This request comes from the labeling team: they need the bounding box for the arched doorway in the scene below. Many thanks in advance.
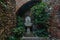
[16,1,40,17]
[16,1,49,37]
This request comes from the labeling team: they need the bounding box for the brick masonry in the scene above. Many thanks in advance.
[15,0,30,12]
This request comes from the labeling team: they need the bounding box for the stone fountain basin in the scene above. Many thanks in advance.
[24,23,32,27]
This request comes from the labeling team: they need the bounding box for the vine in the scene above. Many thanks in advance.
[31,2,50,37]
[8,16,25,40]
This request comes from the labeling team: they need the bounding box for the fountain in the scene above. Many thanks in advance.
[22,16,49,40]
[24,16,32,34]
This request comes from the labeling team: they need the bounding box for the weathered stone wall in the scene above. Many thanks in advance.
[0,0,60,40]
[4,0,16,37]
[0,0,16,40]
[47,0,60,38]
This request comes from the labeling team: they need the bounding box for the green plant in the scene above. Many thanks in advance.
[8,36,17,40]
[8,16,25,40]
[13,16,25,37]
[31,2,50,37]
[12,27,25,37]
[31,2,49,24]
[0,0,7,9]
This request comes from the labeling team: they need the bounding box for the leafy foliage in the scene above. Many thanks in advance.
[0,0,7,9]
[31,2,50,24]
[8,36,17,40]
[8,16,25,40]
[31,2,50,37]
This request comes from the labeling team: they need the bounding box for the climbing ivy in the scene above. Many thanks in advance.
[31,2,50,37]
[13,16,25,37]
[8,16,25,40]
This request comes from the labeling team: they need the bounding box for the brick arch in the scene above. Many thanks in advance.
[15,0,30,12]
[16,1,40,17]
[15,0,41,12]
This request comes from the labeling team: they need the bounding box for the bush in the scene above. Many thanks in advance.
[8,16,25,40]
[31,2,50,37]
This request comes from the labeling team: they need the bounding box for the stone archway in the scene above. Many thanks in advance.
[16,1,40,17]
[4,0,41,39]
[15,0,60,38]
[15,1,50,37]
[15,0,30,12]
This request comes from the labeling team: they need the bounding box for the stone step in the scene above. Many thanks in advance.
[24,32,34,37]
[22,37,49,40]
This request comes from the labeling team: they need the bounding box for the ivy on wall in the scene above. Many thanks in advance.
[31,2,50,37]
[8,16,25,40]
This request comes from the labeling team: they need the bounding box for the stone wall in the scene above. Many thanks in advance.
[0,0,60,40]
[0,0,16,40]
